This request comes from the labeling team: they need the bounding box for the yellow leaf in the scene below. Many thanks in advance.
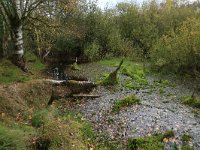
[163,138,168,143]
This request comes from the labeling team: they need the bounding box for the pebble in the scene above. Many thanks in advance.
[70,64,200,150]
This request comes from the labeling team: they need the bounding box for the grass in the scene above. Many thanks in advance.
[31,109,48,128]
[0,59,30,84]
[181,96,200,108]
[0,123,33,150]
[31,108,94,150]
[0,52,46,84]
[181,134,193,150]
[25,52,46,71]
[112,94,140,112]
[127,131,175,150]
[181,134,192,143]
[98,58,148,84]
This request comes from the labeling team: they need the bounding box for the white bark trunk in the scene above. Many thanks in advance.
[13,24,24,58]
[13,0,24,59]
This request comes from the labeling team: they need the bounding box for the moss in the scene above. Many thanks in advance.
[127,131,175,150]
[181,134,192,143]
[163,130,175,139]
[181,134,193,150]
[107,118,114,124]
[159,88,165,94]
[101,72,118,86]
[182,145,194,150]
[112,94,140,112]
[127,134,164,150]
[182,96,200,108]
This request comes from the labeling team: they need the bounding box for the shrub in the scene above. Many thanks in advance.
[151,18,200,74]
[32,109,48,128]
[84,41,100,61]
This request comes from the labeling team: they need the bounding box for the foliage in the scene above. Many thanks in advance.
[112,94,140,112]
[151,17,200,73]
[84,41,100,61]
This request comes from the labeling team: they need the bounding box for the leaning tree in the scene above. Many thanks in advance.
[0,0,44,71]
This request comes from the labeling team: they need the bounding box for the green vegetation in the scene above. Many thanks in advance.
[24,52,46,71]
[112,94,140,112]
[127,131,175,150]
[182,96,200,108]
[0,123,31,150]
[98,59,149,88]
[163,130,175,139]
[0,59,30,84]
[101,73,118,86]
[71,62,80,70]
[181,134,193,150]
[0,52,45,84]
[31,109,48,128]
[182,134,192,143]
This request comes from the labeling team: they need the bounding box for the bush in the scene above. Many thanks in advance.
[84,41,100,61]
[151,18,200,73]
[32,109,48,128]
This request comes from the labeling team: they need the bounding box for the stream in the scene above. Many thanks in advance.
[64,63,200,150]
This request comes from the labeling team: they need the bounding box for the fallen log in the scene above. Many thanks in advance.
[72,94,100,98]
[67,80,97,94]
[44,79,97,94]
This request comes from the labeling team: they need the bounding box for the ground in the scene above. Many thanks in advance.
[65,60,200,149]
[0,58,200,150]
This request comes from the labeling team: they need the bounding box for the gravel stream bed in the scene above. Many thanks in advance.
[66,63,200,149]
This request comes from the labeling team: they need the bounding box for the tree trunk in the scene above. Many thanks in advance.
[11,0,27,71]
[12,23,27,72]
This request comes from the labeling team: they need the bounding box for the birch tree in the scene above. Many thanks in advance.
[0,0,44,71]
